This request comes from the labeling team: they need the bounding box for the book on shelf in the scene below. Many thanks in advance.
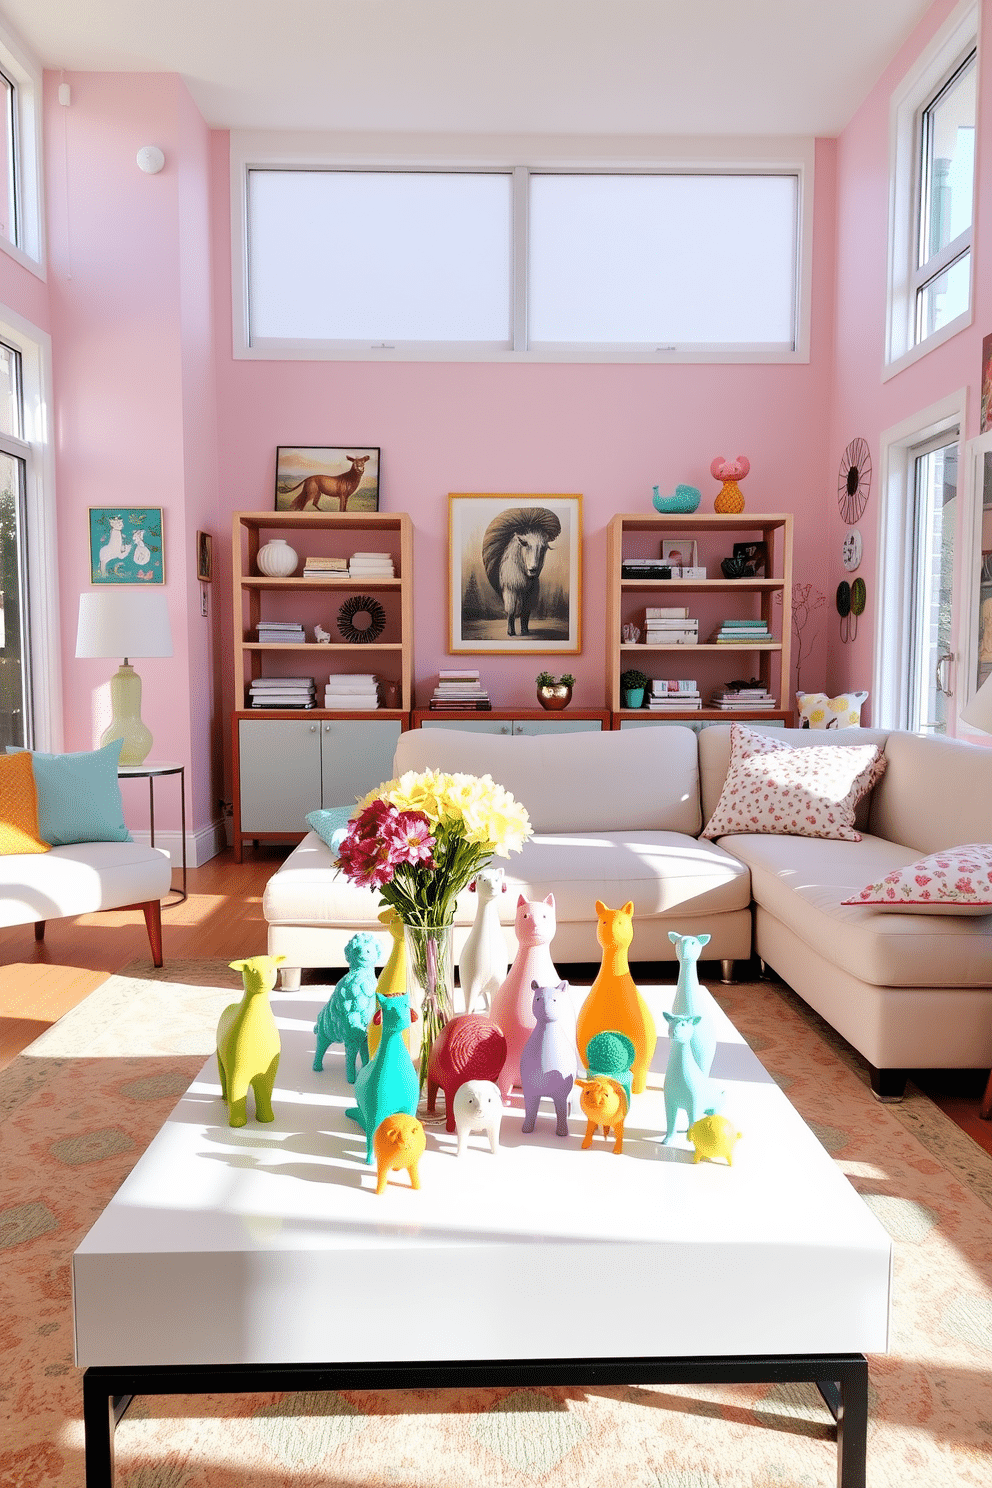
[622,563,672,579]
[645,616,698,628]
[644,634,698,645]
[325,673,378,690]
[429,699,493,711]
[302,556,347,574]
[651,679,698,694]
[647,699,702,710]
[439,667,480,678]
[644,606,689,619]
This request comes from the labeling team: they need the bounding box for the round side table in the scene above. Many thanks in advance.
[118,760,187,905]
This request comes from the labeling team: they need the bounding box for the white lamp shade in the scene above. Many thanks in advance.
[960,671,992,734]
[76,590,174,659]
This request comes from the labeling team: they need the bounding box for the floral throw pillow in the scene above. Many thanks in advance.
[701,724,886,842]
[842,845,992,915]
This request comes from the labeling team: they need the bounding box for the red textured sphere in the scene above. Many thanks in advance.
[427,1015,507,1132]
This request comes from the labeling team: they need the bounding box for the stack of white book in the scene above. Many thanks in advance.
[643,607,699,645]
[708,685,777,710]
[348,551,395,579]
[430,668,492,710]
[249,677,316,709]
[257,620,306,643]
[324,673,380,709]
[302,555,347,578]
[648,679,701,710]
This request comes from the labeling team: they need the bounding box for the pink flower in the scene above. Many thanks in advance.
[915,875,932,886]
[393,810,436,866]
[955,877,974,892]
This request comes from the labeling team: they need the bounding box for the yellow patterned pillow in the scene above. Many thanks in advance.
[0,750,51,854]
[796,690,868,730]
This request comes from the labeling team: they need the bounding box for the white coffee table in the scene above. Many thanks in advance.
[75,983,891,1488]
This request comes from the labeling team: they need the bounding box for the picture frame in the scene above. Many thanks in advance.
[448,493,582,654]
[196,531,213,583]
[981,332,992,434]
[88,508,164,585]
[661,538,698,569]
[733,540,768,577]
[275,446,380,512]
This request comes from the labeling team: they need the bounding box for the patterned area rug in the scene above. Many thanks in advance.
[2,963,991,1488]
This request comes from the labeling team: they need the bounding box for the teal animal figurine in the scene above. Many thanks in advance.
[585,1028,636,1110]
[313,931,381,1081]
[216,954,285,1128]
[347,991,420,1164]
[668,931,716,1076]
[662,1011,724,1143]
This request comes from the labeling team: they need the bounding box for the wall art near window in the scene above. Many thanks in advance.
[981,333,992,434]
[275,446,380,512]
[89,508,164,585]
[448,493,582,655]
[196,531,213,582]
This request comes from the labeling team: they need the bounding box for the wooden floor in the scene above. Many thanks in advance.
[2,844,990,1155]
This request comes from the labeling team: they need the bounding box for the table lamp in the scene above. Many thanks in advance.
[960,672,992,734]
[75,590,173,765]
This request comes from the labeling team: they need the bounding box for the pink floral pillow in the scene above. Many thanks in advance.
[842,845,992,915]
[701,724,886,842]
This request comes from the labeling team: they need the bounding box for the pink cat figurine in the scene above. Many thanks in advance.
[489,894,559,1099]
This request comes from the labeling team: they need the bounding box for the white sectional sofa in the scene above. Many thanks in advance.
[262,722,992,1099]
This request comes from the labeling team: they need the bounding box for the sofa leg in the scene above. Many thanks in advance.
[868,1065,908,1102]
[34,920,46,941]
[141,900,164,967]
[720,958,736,983]
[280,966,302,991]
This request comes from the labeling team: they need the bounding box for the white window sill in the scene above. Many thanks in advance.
[882,306,972,383]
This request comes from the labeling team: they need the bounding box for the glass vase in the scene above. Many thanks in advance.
[403,922,455,1094]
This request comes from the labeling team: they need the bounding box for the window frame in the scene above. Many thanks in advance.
[0,309,61,750]
[0,14,44,277]
[884,0,979,380]
[231,132,814,364]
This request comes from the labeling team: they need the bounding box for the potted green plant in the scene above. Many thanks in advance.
[535,671,576,711]
[620,668,649,709]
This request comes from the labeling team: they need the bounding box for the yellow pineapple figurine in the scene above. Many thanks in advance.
[711,454,750,513]
[576,901,657,1095]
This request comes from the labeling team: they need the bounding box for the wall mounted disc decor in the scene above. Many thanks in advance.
[837,580,852,644]
[841,528,863,572]
[337,594,386,643]
[838,438,872,525]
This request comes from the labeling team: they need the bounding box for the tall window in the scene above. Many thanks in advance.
[907,435,958,734]
[0,339,30,746]
[0,17,42,271]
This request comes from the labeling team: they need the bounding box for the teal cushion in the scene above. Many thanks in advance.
[8,740,131,846]
[306,805,354,852]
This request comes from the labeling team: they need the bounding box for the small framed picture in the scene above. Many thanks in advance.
[196,531,213,582]
[733,540,767,577]
[661,539,698,570]
[89,508,164,584]
[981,332,992,434]
[275,446,380,512]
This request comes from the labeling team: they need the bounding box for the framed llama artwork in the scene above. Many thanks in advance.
[448,493,582,654]
[88,508,165,585]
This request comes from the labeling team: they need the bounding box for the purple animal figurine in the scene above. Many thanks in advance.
[520,980,577,1138]
[426,1013,507,1134]
[313,931,380,1082]
[490,893,559,1098]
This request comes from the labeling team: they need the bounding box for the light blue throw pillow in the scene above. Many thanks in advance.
[306,805,354,852]
[7,739,131,845]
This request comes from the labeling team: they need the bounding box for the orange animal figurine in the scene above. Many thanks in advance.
[576,901,656,1095]
[373,1112,427,1195]
[577,1076,628,1155]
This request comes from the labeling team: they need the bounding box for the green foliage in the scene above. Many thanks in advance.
[620,668,649,691]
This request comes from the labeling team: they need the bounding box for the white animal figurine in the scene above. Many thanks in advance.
[314,624,332,643]
[131,529,151,566]
[452,1079,503,1156]
[98,515,131,575]
[458,866,509,1014]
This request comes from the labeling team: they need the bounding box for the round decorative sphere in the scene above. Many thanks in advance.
[652,483,701,514]
[256,538,298,576]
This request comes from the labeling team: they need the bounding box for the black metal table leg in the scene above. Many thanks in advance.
[82,1373,116,1488]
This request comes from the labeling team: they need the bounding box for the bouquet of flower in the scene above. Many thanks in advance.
[335,769,532,1085]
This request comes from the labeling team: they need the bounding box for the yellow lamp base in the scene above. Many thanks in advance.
[100,663,153,766]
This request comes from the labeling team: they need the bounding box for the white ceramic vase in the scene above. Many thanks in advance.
[256,538,298,577]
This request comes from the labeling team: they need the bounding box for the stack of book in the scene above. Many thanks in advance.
[348,551,395,579]
[711,619,773,644]
[643,606,699,645]
[621,557,673,580]
[302,555,347,578]
[648,679,701,710]
[708,685,777,710]
[324,673,380,709]
[249,677,316,709]
[257,620,307,643]
[429,668,492,710]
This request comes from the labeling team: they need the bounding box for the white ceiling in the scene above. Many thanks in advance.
[3,0,936,137]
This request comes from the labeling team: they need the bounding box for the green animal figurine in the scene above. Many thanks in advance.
[216,954,285,1128]
[347,990,420,1165]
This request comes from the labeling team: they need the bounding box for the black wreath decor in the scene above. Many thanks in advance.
[336,594,386,644]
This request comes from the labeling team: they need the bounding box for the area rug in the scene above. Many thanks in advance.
[1,964,990,1488]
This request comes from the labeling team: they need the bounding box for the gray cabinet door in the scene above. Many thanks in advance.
[420,719,512,734]
[512,718,603,735]
[320,719,403,806]
[239,719,322,831]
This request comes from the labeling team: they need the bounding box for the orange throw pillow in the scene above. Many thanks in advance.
[0,750,51,854]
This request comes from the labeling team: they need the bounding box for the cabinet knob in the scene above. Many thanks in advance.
[309,723,317,732]
[500,725,510,733]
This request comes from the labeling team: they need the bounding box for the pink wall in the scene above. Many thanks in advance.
[828,0,991,714]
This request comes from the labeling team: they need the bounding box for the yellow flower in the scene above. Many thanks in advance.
[359,769,532,856]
